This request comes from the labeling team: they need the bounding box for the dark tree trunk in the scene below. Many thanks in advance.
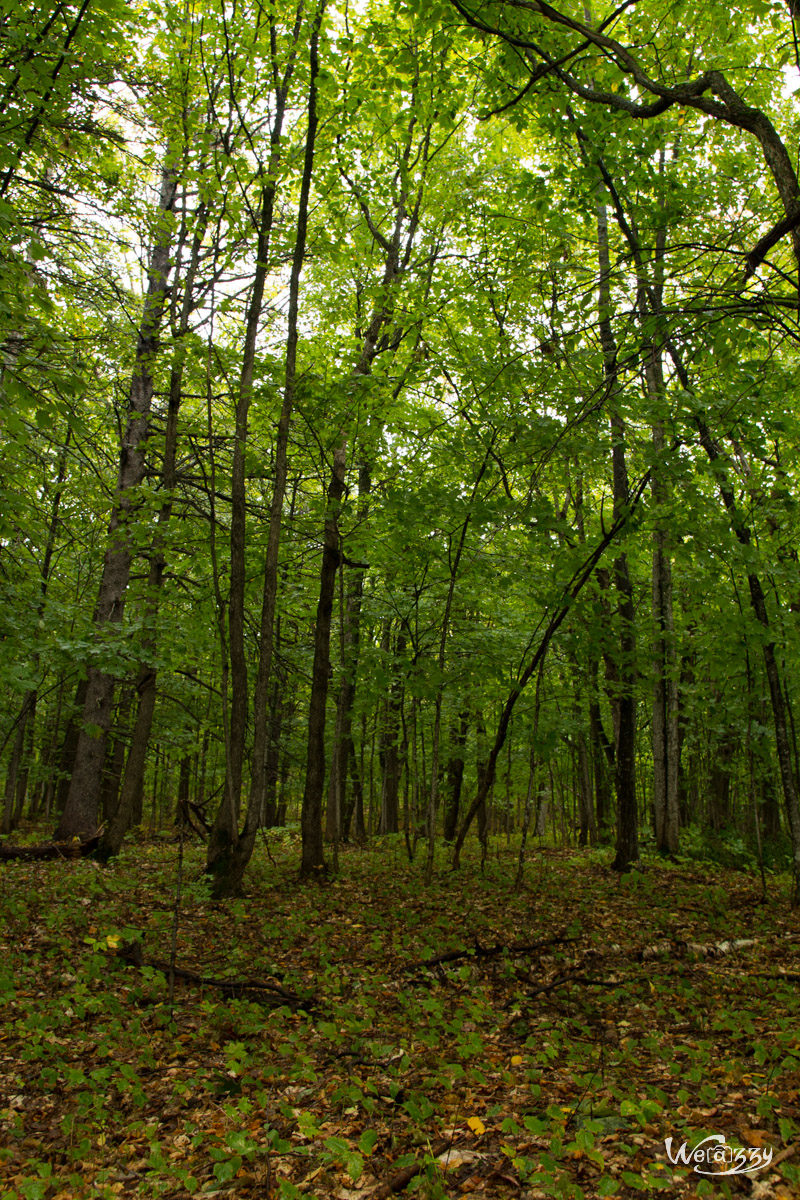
[379,628,405,835]
[475,713,490,846]
[327,464,371,842]
[300,449,346,875]
[650,418,681,855]
[349,736,367,842]
[98,668,156,860]
[207,5,323,896]
[95,197,206,863]
[595,199,639,873]
[589,685,613,835]
[689,407,800,900]
[262,672,285,829]
[56,160,178,841]
[443,711,469,842]
[2,694,32,834]
[100,687,133,823]
[54,676,87,816]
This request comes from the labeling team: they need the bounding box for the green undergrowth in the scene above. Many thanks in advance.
[1,832,799,1199]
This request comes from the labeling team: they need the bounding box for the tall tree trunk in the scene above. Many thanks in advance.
[348,736,367,842]
[424,452,491,883]
[650,412,680,854]
[96,201,207,862]
[589,677,613,835]
[443,711,469,842]
[3,429,70,832]
[596,200,639,872]
[207,3,324,895]
[54,676,87,817]
[207,109,292,871]
[475,712,490,847]
[263,670,286,828]
[2,696,31,834]
[99,687,133,822]
[326,461,372,842]
[55,158,178,841]
[451,482,652,870]
[216,94,292,864]
[673,372,800,901]
[379,628,405,835]
[300,448,346,875]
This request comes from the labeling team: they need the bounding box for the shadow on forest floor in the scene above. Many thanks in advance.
[1,831,799,1199]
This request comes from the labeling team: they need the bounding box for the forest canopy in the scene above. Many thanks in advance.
[2,0,800,899]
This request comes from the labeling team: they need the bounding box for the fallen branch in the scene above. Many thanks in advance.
[638,937,756,961]
[527,971,612,997]
[415,932,576,971]
[114,941,313,1009]
[0,835,99,862]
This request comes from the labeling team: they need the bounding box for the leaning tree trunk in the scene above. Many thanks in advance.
[424,451,491,884]
[692,411,800,902]
[55,159,178,841]
[450,479,653,870]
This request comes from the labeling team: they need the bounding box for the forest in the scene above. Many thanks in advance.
[2,0,800,1197]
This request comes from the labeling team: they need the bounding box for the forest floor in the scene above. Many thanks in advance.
[1,831,799,1200]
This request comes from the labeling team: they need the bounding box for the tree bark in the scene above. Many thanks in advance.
[595,200,639,872]
[2,695,31,834]
[679,381,800,901]
[326,461,372,842]
[443,711,469,842]
[379,628,405,835]
[650,418,680,855]
[55,158,178,841]
[300,448,346,875]
[207,4,324,895]
[96,201,207,862]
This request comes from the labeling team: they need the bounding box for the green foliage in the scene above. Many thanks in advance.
[1,838,798,1197]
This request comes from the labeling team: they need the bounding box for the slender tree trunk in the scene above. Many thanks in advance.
[379,628,405,835]
[596,200,639,872]
[650,417,681,855]
[327,461,372,841]
[263,671,285,828]
[443,711,469,842]
[207,5,324,895]
[451,480,652,869]
[99,687,133,822]
[475,712,490,848]
[683,400,800,900]
[300,449,346,874]
[219,97,291,861]
[56,159,178,841]
[2,696,31,834]
[2,430,70,832]
[589,679,613,835]
[349,737,367,842]
[424,454,490,882]
[96,201,207,861]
